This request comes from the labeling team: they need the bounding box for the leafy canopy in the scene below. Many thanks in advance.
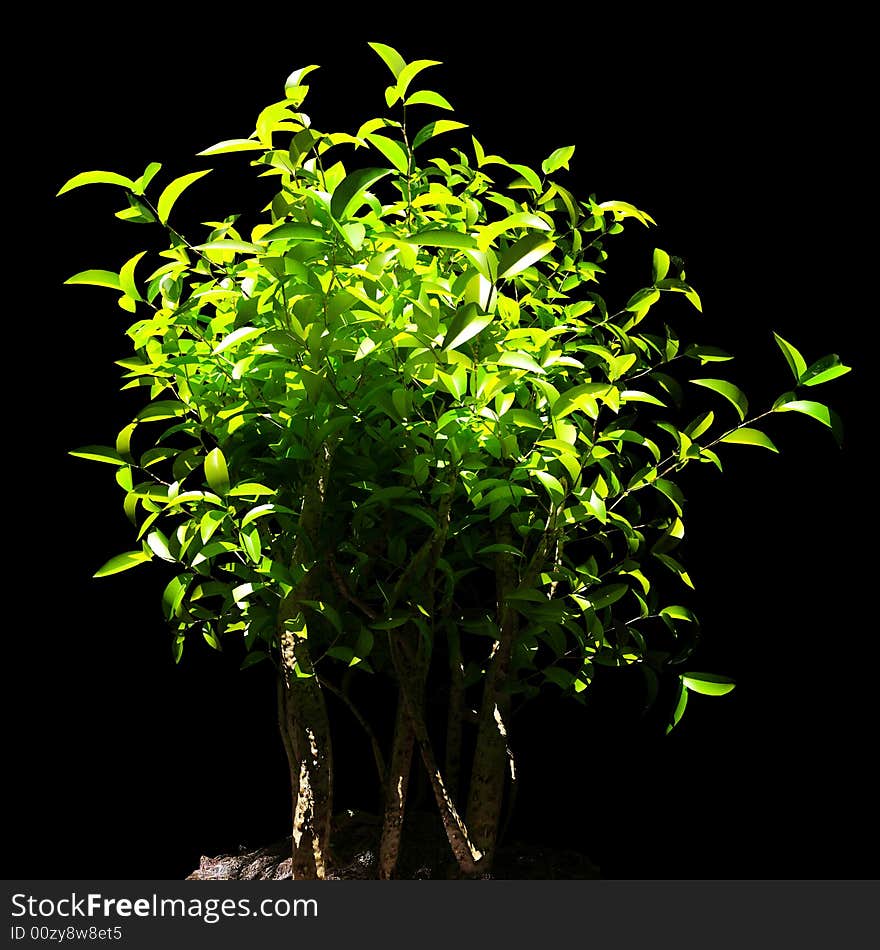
[62,43,849,731]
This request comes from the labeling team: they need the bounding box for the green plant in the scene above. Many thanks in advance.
[61,42,849,879]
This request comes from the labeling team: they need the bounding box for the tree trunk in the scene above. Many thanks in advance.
[378,689,417,879]
[276,438,337,879]
[466,522,519,871]
[279,615,334,880]
[389,630,482,876]
[444,624,465,803]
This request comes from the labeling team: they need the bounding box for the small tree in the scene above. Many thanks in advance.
[61,43,849,879]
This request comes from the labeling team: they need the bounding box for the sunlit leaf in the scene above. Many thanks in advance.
[94,551,151,578]
[412,119,467,149]
[689,378,748,421]
[774,399,832,427]
[365,133,409,174]
[408,228,477,249]
[541,145,575,175]
[197,139,265,156]
[331,167,392,220]
[368,42,407,79]
[498,232,555,278]
[204,447,230,494]
[800,354,851,387]
[719,427,779,452]
[652,247,670,281]
[64,270,120,290]
[772,331,807,382]
[681,672,736,696]
[156,169,212,224]
[69,445,126,465]
[666,683,688,734]
[57,170,134,196]
[397,59,441,97]
[405,89,453,110]
[213,326,265,355]
[442,303,493,351]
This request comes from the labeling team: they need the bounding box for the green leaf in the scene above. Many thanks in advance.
[477,212,552,252]
[132,161,162,195]
[654,478,685,515]
[229,482,276,497]
[551,383,608,420]
[800,354,852,387]
[263,222,330,243]
[69,445,126,465]
[284,64,320,94]
[652,248,670,282]
[620,390,666,407]
[508,163,542,191]
[194,240,262,254]
[115,423,136,461]
[654,553,695,589]
[371,614,411,630]
[118,251,146,301]
[156,169,212,224]
[584,489,607,524]
[477,544,525,557]
[365,133,410,174]
[681,672,736,696]
[204,447,230,494]
[442,304,493,351]
[685,344,734,364]
[397,59,441,97]
[544,667,574,690]
[412,120,468,149]
[197,139,265,156]
[541,145,575,175]
[666,683,688,734]
[240,504,278,529]
[397,505,438,530]
[626,287,661,312]
[64,269,121,290]
[598,199,656,226]
[163,574,193,619]
[408,228,477,249]
[57,170,134,196]
[241,526,262,563]
[136,401,186,422]
[660,605,697,623]
[240,651,270,670]
[588,583,628,610]
[368,41,407,79]
[772,331,807,382]
[438,365,468,399]
[146,530,174,562]
[498,232,555,279]
[93,551,151,577]
[404,89,453,110]
[533,470,566,503]
[200,509,226,543]
[497,351,545,374]
[719,428,779,452]
[331,167,393,220]
[774,399,833,428]
[213,326,265,355]
[689,378,748,421]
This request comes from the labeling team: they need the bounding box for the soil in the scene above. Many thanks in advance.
[187,810,600,880]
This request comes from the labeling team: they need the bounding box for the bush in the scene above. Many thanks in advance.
[61,42,849,878]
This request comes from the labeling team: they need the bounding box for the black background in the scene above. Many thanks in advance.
[7,11,874,880]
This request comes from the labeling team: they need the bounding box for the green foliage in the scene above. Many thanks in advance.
[62,43,848,745]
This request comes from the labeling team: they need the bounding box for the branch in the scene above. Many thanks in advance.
[317,675,386,792]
